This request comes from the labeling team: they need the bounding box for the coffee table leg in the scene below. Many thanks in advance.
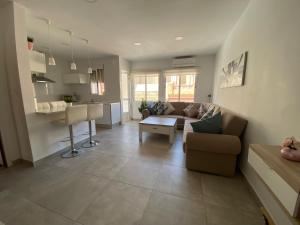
[139,124,142,143]
[169,127,174,144]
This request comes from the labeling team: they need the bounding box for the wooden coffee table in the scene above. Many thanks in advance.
[139,116,177,144]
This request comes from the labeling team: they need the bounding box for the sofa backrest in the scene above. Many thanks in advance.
[169,102,201,116]
[169,102,189,116]
[220,108,248,137]
[167,102,247,136]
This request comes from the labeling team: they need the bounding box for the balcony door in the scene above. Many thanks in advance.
[165,69,197,102]
[120,71,130,122]
[132,72,159,119]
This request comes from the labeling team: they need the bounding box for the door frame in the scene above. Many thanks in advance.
[0,132,8,168]
[120,70,130,122]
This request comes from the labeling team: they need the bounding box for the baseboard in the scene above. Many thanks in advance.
[11,158,33,167]
[33,137,90,167]
[96,123,120,129]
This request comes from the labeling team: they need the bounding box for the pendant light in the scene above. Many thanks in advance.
[86,39,93,74]
[47,19,56,66]
[69,31,77,70]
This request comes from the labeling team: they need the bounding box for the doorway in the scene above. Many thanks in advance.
[121,71,130,122]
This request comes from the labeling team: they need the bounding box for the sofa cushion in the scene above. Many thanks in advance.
[183,104,199,118]
[212,106,221,116]
[197,104,206,119]
[169,102,189,116]
[190,112,222,134]
[183,118,199,143]
[164,102,175,115]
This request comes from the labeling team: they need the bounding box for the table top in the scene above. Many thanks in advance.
[250,144,300,192]
[139,116,177,127]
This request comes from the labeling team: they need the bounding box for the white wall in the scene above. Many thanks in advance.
[0,2,34,164]
[0,2,92,163]
[212,0,300,224]
[34,56,72,102]
[130,55,215,118]
[0,3,22,165]
[119,57,131,72]
[67,56,121,103]
[131,55,215,103]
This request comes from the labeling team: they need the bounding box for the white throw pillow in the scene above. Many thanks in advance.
[164,102,175,115]
[212,106,221,116]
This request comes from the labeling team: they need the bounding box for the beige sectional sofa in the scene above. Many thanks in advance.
[142,102,247,176]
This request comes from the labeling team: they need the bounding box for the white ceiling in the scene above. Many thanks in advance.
[16,0,249,61]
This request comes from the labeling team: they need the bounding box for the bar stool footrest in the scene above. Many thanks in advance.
[81,140,99,148]
[61,149,82,158]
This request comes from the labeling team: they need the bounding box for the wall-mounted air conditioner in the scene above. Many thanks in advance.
[172,56,196,68]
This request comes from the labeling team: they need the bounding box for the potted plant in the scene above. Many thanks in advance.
[138,99,148,119]
[27,37,34,50]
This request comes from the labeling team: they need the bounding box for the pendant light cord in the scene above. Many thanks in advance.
[87,40,91,67]
[47,20,53,56]
[70,32,74,62]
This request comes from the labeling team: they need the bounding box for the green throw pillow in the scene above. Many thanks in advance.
[191,112,222,134]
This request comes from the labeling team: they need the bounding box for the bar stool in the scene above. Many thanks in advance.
[61,105,87,158]
[82,103,103,148]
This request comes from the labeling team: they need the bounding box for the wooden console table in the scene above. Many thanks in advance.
[248,144,300,224]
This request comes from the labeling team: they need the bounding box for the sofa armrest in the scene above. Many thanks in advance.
[186,132,241,155]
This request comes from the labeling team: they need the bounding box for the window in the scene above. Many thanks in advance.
[121,71,129,113]
[165,69,197,102]
[90,69,105,95]
[133,73,159,101]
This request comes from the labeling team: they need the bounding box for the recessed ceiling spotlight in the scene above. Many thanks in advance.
[85,0,98,3]
[134,42,141,46]
[175,36,184,41]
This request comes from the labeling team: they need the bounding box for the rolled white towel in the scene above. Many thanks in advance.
[37,102,51,113]
[50,101,67,112]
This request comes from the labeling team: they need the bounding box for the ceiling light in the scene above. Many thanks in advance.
[48,56,56,66]
[85,39,93,74]
[70,62,77,70]
[134,42,141,46]
[69,31,77,71]
[175,36,184,41]
[85,0,98,3]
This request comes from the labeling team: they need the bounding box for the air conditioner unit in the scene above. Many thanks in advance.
[172,56,196,68]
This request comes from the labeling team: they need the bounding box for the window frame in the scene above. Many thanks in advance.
[90,68,105,96]
[164,69,198,102]
[133,72,160,102]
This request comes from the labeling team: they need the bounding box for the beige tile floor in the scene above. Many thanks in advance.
[0,121,264,225]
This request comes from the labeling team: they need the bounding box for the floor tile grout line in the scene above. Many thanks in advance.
[9,193,85,225]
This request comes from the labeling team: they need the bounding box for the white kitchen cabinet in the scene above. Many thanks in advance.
[63,73,90,84]
[29,50,46,73]
[96,102,121,128]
